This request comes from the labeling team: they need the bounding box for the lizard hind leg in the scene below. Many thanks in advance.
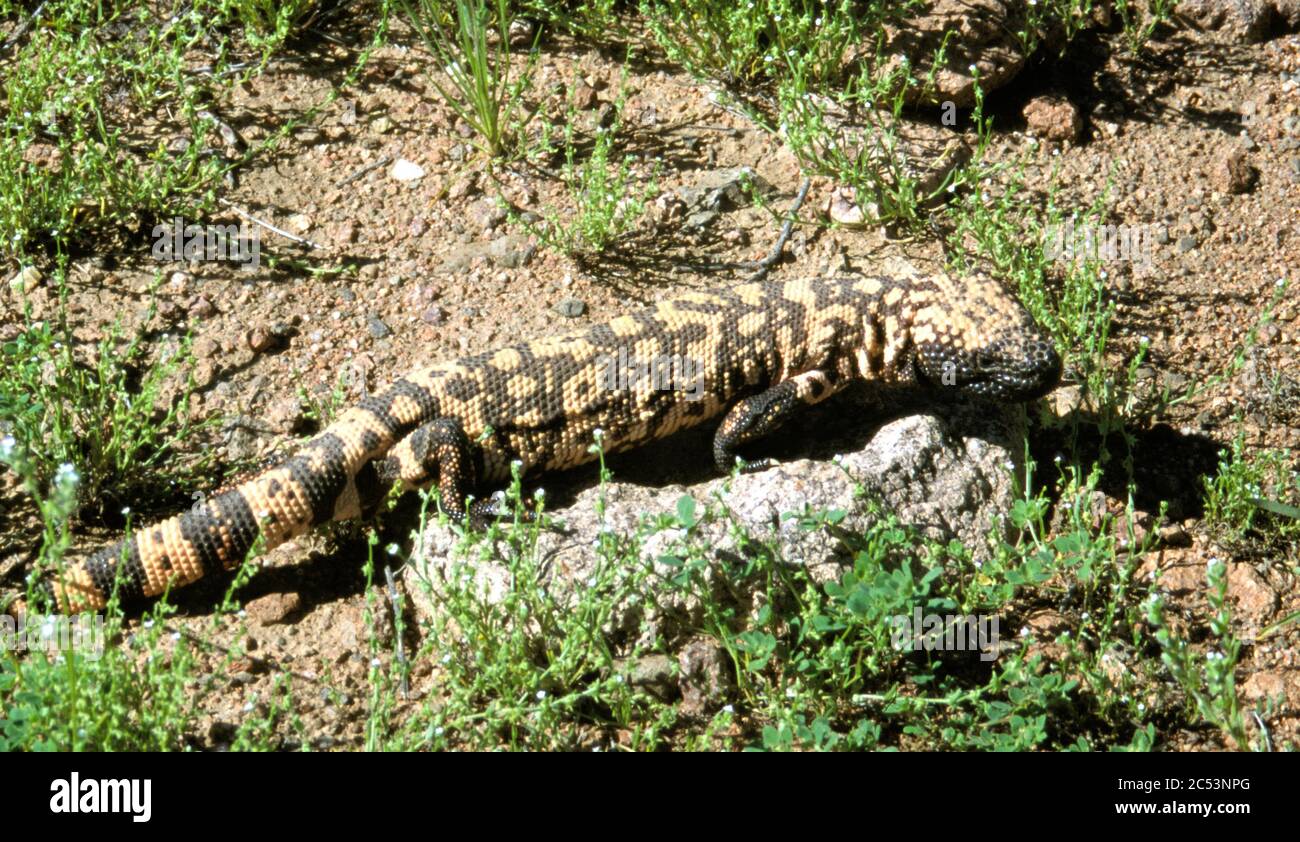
[379,418,481,521]
[382,419,537,526]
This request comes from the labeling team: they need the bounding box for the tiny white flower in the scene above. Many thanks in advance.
[722,704,735,714]
[370,657,381,668]
[536,690,547,700]
[121,506,131,516]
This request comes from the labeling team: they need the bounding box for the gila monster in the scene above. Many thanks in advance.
[40,262,1061,612]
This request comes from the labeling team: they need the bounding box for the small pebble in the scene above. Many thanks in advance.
[189,296,217,318]
[390,158,425,182]
[555,298,586,318]
[367,315,392,339]
[247,326,279,353]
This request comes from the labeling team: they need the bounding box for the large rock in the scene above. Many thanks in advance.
[881,0,1028,108]
[406,402,1025,645]
[1180,0,1300,42]
[1023,96,1083,143]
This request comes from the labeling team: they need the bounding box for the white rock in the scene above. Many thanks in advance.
[287,213,312,234]
[390,158,426,182]
[8,266,42,293]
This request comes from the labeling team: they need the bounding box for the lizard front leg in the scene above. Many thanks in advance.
[712,369,842,474]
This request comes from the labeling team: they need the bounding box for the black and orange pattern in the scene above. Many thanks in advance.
[44,266,1061,612]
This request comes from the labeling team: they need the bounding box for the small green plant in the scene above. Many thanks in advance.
[0,0,248,259]
[402,0,539,159]
[385,437,673,750]
[1013,0,1097,56]
[518,0,622,39]
[943,164,1157,437]
[1115,0,1176,52]
[0,603,199,751]
[777,43,986,230]
[642,0,897,90]
[222,0,322,52]
[1146,559,1253,750]
[518,81,657,258]
[0,275,214,513]
[1204,430,1300,549]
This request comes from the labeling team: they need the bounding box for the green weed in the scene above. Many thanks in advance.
[402,0,540,159]
[0,275,214,514]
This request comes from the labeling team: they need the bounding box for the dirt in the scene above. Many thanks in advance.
[2,11,1299,750]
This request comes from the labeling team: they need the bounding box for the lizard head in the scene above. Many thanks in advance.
[908,272,1063,402]
[914,327,1062,402]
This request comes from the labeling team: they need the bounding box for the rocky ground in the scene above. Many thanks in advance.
[2,2,1299,749]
